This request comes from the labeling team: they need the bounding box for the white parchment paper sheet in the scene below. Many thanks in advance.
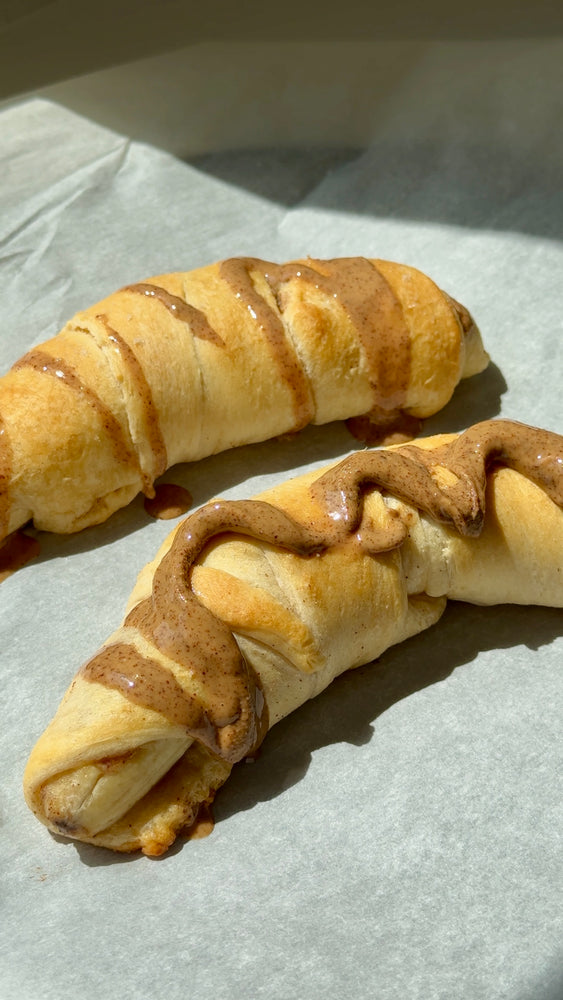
[1,38,562,1000]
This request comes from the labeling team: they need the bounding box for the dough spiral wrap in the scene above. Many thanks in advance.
[0,256,487,542]
[23,419,563,856]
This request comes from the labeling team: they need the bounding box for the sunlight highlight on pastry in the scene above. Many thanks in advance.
[0,256,488,545]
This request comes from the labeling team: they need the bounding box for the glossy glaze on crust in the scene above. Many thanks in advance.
[95,315,168,489]
[0,255,485,553]
[123,283,224,346]
[220,256,412,431]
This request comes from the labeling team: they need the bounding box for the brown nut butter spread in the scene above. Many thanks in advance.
[11,329,167,498]
[123,283,224,346]
[95,315,168,489]
[144,483,193,520]
[81,420,562,766]
[219,256,411,433]
[219,257,316,431]
[0,529,40,582]
[0,256,468,545]
[12,349,140,475]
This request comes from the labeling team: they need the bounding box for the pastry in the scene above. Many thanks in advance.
[0,256,488,543]
[23,419,563,855]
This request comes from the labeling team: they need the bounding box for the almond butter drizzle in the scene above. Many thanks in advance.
[123,283,224,346]
[82,420,563,766]
[219,257,315,431]
[144,483,193,520]
[12,349,140,475]
[0,530,40,582]
[220,256,412,434]
[312,420,563,539]
[283,257,410,413]
[82,643,215,733]
[0,257,465,545]
[96,315,168,487]
[120,500,324,762]
[11,323,168,499]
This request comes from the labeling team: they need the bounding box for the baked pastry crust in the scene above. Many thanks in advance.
[0,256,487,541]
[23,419,562,856]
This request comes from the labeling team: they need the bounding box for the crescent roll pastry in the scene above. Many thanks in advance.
[24,419,563,856]
[0,256,488,542]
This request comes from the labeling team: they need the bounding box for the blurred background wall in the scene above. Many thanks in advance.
[1,0,563,157]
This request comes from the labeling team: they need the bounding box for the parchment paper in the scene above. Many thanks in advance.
[1,38,562,1000]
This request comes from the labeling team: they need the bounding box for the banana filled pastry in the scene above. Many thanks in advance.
[24,419,563,856]
[0,256,488,544]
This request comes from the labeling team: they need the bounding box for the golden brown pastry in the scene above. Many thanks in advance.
[0,256,488,543]
[23,419,562,856]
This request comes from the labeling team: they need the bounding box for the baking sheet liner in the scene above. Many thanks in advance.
[1,39,562,999]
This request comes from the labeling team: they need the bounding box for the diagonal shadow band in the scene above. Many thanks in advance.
[216,600,562,823]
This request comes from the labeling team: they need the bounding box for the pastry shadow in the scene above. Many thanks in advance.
[214,600,562,826]
[514,964,563,1000]
[27,420,358,567]
[422,360,506,436]
[51,833,141,867]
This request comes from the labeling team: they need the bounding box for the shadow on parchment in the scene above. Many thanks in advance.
[188,138,563,243]
[214,599,562,825]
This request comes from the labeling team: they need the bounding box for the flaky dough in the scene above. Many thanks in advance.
[23,419,562,856]
[0,256,487,541]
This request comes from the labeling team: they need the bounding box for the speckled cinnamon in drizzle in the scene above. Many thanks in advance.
[82,643,215,733]
[312,420,563,540]
[220,256,412,436]
[219,257,315,431]
[279,257,411,413]
[126,261,413,414]
[123,283,224,346]
[85,500,325,762]
[12,349,141,478]
[129,501,326,760]
[82,420,563,766]
[96,315,168,489]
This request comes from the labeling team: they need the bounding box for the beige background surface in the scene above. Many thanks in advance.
[2,0,563,157]
[2,0,563,95]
